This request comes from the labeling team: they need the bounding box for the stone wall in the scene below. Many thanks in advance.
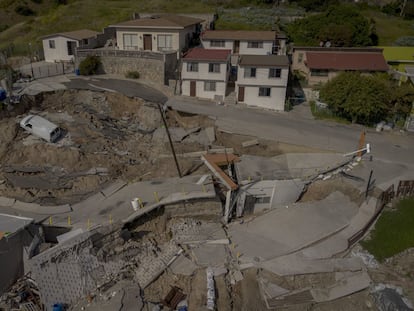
[100,56,165,84]
[76,50,178,85]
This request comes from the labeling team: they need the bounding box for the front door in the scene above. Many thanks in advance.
[234,40,240,53]
[238,86,245,102]
[190,81,196,97]
[143,34,152,50]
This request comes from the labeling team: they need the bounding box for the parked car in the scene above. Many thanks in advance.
[20,115,61,143]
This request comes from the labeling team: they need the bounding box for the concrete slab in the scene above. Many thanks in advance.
[260,254,364,276]
[258,277,289,299]
[205,127,216,143]
[13,201,71,215]
[0,213,33,234]
[169,254,198,276]
[311,271,371,302]
[236,153,348,181]
[301,196,378,259]
[192,244,227,267]
[0,196,15,207]
[229,192,358,262]
[100,180,127,197]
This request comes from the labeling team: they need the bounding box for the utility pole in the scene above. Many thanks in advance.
[157,103,182,178]
[28,43,34,79]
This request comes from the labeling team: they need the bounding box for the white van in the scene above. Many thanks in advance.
[20,115,61,143]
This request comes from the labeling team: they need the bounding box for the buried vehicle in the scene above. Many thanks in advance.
[20,115,62,143]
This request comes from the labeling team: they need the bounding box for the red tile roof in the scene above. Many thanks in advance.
[183,48,231,61]
[306,52,389,71]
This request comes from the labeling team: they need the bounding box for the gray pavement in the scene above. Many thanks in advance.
[167,96,414,167]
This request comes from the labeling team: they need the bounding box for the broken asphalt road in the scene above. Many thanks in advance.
[63,77,168,104]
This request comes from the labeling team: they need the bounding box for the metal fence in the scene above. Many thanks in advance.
[19,62,74,79]
[347,179,414,247]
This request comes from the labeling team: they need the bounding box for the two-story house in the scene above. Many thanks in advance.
[236,55,289,111]
[110,14,203,56]
[201,30,287,65]
[42,29,100,62]
[181,48,231,100]
[292,47,389,86]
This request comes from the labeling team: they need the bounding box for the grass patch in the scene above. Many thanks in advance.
[309,101,351,124]
[361,197,414,262]
[363,9,414,45]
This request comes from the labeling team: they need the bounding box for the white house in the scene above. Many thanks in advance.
[110,14,203,55]
[236,55,289,111]
[42,29,100,62]
[181,48,231,100]
[201,30,287,56]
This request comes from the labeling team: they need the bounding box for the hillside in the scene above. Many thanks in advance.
[0,0,413,57]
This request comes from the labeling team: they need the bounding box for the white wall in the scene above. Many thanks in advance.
[237,66,288,87]
[43,36,78,62]
[181,61,227,81]
[116,26,196,52]
[237,85,286,111]
[238,41,273,55]
[116,28,179,51]
[201,39,233,51]
[182,80,226,99]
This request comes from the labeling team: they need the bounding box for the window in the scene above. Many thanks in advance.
[269,68,281,78]
[157,34,173,51]
[310,69,329,77]
[244,67,256,78]
[123,34,138,50]
[209,63,220,73]
[259,87,271,97]
[187,62,198,72]
[204,81,216,91]
[67,41,75,56]
[49,40,55,49]
[255,196,271,204]
[298,53,303,63]
[82,38,89,45]
[210,40,225,47]
[247,41,263,48]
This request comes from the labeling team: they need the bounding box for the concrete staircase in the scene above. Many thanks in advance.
[224,91,237,105]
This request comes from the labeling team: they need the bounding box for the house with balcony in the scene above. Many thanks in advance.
[181,48,231,100]
[236,55,289,111]
[201,30,286,65]
[110,14,203,56]
[42,29,100,62]
[292,47,389,86]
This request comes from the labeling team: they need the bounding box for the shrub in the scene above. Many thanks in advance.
[394,36,414,46]
[79,55,101,76]
[15,5,35,16]
[30,0,42,3]
[125,71,140,79]
[0,24,9,32]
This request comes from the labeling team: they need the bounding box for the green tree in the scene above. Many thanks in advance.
[286,4,376,46]
[319,72,391,124]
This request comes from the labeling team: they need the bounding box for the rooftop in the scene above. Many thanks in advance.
[306,52,389,71]
[202,30,279,41]
[111,14,203,29]
[42,29,99,41]
[239,55,289,67]
[183,48,231,61]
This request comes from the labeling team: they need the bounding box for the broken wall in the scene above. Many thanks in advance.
[0,230,30,294]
